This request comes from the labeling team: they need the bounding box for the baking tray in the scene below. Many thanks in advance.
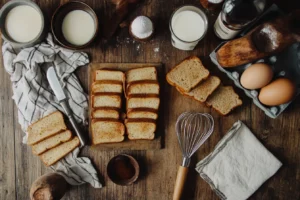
[88,63,165,150]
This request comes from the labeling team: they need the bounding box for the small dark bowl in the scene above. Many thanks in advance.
[51,1,98,49]
[107,154,140,186]
[129,15,154,42]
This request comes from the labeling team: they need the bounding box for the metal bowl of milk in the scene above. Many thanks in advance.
[170,5,208,51]
[0,0,46,48]
[51,1,98,49]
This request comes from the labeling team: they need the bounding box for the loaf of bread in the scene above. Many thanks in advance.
[216,34,268,67]
[31,130,72,155]
[206,86,242,115]
[40,136,80,166]
[166,56,209,92]
[125,119,156,140]
[27,111,67,145]
[91,120,125,144]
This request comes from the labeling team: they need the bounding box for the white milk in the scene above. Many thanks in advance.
[5,5,42,43]
[170,6,207,51]
[62,10,95,46]
[172,11,205,42]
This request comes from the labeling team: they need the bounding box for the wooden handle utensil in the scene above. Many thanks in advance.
[173,166,189,200]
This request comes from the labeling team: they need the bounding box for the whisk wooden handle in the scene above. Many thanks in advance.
[173,166,188,200]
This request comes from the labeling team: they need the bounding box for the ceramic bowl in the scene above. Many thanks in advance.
[51,1,98,49]
[0,0,46,48]
[107,154,140,186]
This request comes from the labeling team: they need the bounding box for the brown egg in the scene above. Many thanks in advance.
[240,63,273,89]
[258,78,296,106]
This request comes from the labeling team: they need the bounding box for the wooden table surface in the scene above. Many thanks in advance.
[1,0,300,200]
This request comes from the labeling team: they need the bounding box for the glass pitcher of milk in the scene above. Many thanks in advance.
[170,6,208,51]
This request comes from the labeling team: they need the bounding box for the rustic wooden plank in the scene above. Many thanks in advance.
[0,41,16,200]
[0,0,299,199]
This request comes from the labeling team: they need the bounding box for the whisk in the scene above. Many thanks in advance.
[173,112,214,200]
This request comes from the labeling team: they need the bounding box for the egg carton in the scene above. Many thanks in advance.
[210,43,300,118]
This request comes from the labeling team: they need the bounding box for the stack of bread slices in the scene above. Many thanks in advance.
[167,56,242,115]
[27,111,80,166]
[125,67,160,140]
[91,70,126,144]
[90,67,160,144]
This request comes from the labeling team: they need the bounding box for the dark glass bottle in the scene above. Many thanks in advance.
[214,0,266,40]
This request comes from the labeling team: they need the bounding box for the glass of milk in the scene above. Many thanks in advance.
[170,5,208,51]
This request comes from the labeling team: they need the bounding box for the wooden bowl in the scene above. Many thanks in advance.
[51,1,98,49]
[107,154,140,186]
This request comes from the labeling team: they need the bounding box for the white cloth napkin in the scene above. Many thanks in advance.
[195,120,282,200]
[2,33,102,188]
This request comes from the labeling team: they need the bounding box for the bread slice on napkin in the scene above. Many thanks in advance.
[125,119,156,140]
[91,120,125,144]
[166,56,209,92]
[32,130,72,155]
[27,111,67,145]
[126,67,157,83]
[40,136,80,166]
[187,76,221,103]
[206,86,242,115]
[127,81,160,95]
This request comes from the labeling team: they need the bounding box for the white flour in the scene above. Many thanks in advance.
[130,16,153,39]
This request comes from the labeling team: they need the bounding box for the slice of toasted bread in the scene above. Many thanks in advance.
[127,95,160,110]
[127,108,158,120]
[92,94,122,108]
[166,56,210,92]
[125,119,156,140]
[40,136,80,166]
[187,76,221,103]
[27,111,67,145]
[95,69,124,82]
[92,108,120,119]
[127,81,160,95]
[92,81,123,94]
[206,86,242,115]
[126,67,157,83]
[32,130,72,155]
[91,120,125,144]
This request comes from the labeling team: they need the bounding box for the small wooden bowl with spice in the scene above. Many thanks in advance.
[107,154,140,186]
[129,15,154,42]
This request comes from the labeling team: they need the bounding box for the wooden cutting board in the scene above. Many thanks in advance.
[88,63,165,150]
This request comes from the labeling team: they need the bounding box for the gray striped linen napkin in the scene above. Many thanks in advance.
[2,33,101,188]
[196,121,281,200]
